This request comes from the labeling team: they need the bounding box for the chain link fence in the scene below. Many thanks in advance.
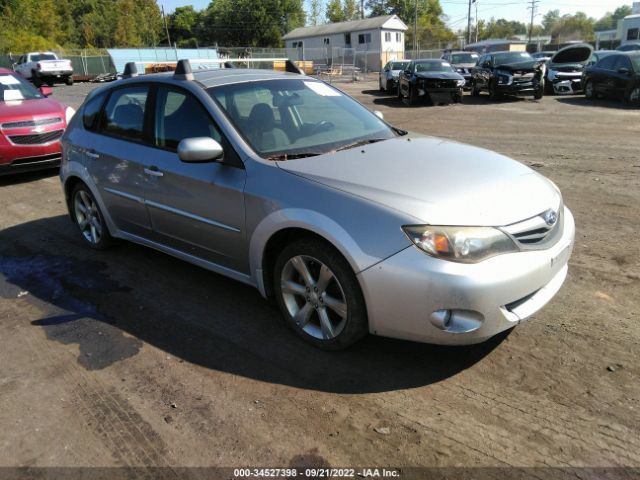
[0,49,114,79]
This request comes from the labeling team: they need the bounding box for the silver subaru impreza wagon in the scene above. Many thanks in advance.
[60,60,574,349]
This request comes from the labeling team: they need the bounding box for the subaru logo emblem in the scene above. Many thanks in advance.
[543,209,558,226]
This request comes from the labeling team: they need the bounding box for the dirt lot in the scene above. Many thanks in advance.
[0,81,639,479]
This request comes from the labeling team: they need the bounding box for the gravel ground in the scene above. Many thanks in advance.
[0,80,639,479]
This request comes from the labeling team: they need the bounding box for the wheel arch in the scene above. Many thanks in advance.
[249,209,378,301]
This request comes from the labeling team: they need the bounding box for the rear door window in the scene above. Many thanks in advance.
[82,92,107,131]
[598,56,619,71]
[99,86,149,142]
[154,87,222,150]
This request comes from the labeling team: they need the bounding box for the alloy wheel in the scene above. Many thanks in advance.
[280,255,348,340]
[74,190,103,245]
[629,87,640,103]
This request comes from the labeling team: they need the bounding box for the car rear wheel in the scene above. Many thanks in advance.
[65,76,74,86]
[584,81,595,100]
[31,71,42,88]
[71,183,112,250]
[273,238,368,350]
[403,85,417,106]
[534,87,543,100]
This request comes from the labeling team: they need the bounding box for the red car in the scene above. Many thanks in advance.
[0,68,74,175]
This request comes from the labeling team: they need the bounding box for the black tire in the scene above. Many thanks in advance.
[46,80,55,87]
[584,80,594,100]
[65,76,74,86]
[403,84,417,106]
[534,87,543,100]
[386,80,394,94]
[31,71,42,88]
[544,78,554,95]
[71,183,113,250]
[488,80,501,101]
[471,80,480,97]
[273,238,368,350]
[397,82,403,99]
[627,86,640,105]
[379,79,384,91]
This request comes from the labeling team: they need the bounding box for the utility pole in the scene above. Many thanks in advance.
[161,4,172,48]
[527,0,539,47]
[414,0,418,57]
[467,0,472,45]
[475,0,479,42]
[361,0,364,19]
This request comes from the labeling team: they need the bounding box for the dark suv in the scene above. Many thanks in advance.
[471,51,544,100]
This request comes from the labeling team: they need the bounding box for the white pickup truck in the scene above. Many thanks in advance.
[12,52,74,86]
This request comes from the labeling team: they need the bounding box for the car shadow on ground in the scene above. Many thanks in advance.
[0,215,509,394]
[554,96,637,110]
[0,168,59,187]
[365,89,534,108]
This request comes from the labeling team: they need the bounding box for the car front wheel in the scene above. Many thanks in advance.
[71,183,113,250]
[273,238,368,350]
[584,80,595,100]
[627,86,640,105]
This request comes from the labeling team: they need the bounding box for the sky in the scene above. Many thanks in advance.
[157,0,632,31]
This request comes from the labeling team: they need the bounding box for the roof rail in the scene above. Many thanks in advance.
[122,58,307,76]
[122,62,138,79]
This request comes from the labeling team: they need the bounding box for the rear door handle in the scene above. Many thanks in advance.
[144,166,164,177]
[86,150,100,159]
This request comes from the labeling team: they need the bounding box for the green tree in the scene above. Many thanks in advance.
[550,12,595,43]
[343,0,358,20]
[308,0,324,26]
[542,9,560,34]
[168,6,202,47]
[326,0,345,23]
[594,5,631,31]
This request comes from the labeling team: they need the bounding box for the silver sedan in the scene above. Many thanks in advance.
[60,60,574,349]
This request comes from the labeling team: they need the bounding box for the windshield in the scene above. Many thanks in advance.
[493,52,533,65]
[389,61,409,70]
[450,53,478,64]
[414,61,454,73]
[208,79,396,158]
[0,73,43,101]
[30,54,57,62]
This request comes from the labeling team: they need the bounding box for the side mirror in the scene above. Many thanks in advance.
[373,110,384,120]
[482,62,491,68]
[618,67,631,75]
[39,86,53,97]
[177,137,223,163]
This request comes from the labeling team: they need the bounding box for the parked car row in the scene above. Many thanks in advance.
[379,43,640,106]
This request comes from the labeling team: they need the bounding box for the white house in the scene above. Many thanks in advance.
[282,15,408,71]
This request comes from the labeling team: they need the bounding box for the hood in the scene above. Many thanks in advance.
[277,136,560,226]
[494,60,540,72]
[0,97,65,120]
[549,43,593,66]
[414,71,464,81]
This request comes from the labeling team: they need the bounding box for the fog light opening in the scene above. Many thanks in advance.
[429,309,484,333]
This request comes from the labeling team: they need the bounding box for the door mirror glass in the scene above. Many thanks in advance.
[177,137,223,163]
[39,86,53,97]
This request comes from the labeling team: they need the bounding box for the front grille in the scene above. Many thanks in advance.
[502,207,563,248]
[1,117,62,130]
[423,79,457,89]
[8,129,64,145]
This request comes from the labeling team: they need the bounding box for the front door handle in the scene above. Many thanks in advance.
[144,166,164,177]
[86,150,100,159]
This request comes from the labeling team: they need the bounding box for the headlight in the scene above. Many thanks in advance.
[456,79,466,86]
[65,106,76,124]
[402,225,519,263]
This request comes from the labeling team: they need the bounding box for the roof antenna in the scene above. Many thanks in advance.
[122,62,138,79]
[174,59,194,80]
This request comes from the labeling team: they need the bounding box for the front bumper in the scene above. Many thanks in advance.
[358,206,575,345]
[497,80,542,96]
[549,72,582,95]
[0,142,62,175]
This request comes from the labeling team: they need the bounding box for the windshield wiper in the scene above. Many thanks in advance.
[336,138,387,152]
[267,152,321,161]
